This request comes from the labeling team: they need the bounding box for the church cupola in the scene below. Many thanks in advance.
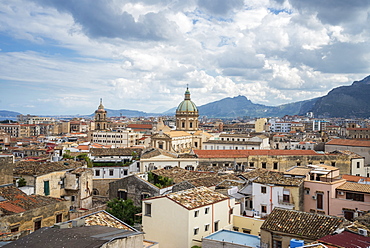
[176,87,199,132]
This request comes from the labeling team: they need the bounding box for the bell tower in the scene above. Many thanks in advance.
[94,98,107,130]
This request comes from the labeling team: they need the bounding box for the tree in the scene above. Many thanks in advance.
[106,198,142,226]
[17,177,26,187]
[147,171,173,188]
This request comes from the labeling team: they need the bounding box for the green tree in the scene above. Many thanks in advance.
[106,198,142,226]
[77,153,93,167]
[147,172,173,188]
[17,177,27,187]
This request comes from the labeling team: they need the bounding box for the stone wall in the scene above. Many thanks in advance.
[198,154,352,174]
[0,156,13,185]
[0,200,70,233]
[109,175,159,206]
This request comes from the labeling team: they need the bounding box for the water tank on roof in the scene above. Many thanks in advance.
[290,239,304,248]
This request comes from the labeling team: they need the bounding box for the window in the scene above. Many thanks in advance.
[304,188,310,195]
[71,195,76,201]
[194,227,199,235]
[205,224,210,232]
[44,181,50,196]
[331,162,336,167]
[118,190,127,200]
[357,162,361,168]
[95,170,100,176]
[249,162,254,167]
[283,191,290,203]
[296,162,301,166]
[320,161,324,164]
[145,203,152,216]
[262,162,266,169]
[194,210,199,217]
[233,226,239,231]
[214,221,219,231]
[346,192,364,202]
[261,186,267,194]
[261,205,267,213]
[273,162,278,170]
[123,170,128,175]
[34,219,42,231]
[205,207,209,214]
[242,229,251,234]
[10,225,19,233]
[55,213,62,223]
[109,169,114,176]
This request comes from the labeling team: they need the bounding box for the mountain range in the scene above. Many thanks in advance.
[1,75,369,119]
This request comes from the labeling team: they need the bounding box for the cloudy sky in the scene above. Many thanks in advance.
[1,0,369,115]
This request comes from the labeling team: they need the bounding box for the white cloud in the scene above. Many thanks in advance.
[0,0,369,115]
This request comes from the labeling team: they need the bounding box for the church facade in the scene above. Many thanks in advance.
[151,87,211,153]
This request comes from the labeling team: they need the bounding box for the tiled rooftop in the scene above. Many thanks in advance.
[318,230,370,248]
[0,185,63,215]
[167,186,229,209]
[326,139,370,147]
[342,174,370,183]
[69,210,136,231]
[329,150,363,158]
[141,148,178,159]
[337,182,370,194]
[261,208,347,240]
[90,147,142,156]
[164,131,192,138]
[14,160,83,176]
[151,167,216,184]
[239,168,304,186]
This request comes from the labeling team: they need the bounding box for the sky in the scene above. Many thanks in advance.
[0,0,370,115]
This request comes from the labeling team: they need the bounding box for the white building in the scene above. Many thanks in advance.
[140,148,198,171]
[142,187,240,248]
[89,129,142,148]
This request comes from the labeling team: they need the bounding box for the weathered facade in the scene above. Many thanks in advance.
[195,150,360,175]
[0,155,14,185]
[0,185,70,234]
[109,175,159,206]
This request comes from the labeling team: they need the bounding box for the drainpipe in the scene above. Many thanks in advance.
[212,203,215,232]
[327,190,330,215]
[270,185,273,213]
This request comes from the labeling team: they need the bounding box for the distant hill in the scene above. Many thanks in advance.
[0,110,21,120]
[103,109,160,118]
[3,76,369,119]
[197,96,318,118]
[309,75,370,118]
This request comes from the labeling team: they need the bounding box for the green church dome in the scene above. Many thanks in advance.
[176,87,198,112]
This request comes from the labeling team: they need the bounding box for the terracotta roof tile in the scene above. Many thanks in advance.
[337,182,370,194]
[326,139,370,148]
[318,230,370,248]
[167,186,228,209]
[0,202,26,213]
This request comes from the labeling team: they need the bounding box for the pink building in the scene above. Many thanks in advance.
[303,167,370,220]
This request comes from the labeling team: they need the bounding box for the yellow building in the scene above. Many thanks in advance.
[255,118,267,133]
